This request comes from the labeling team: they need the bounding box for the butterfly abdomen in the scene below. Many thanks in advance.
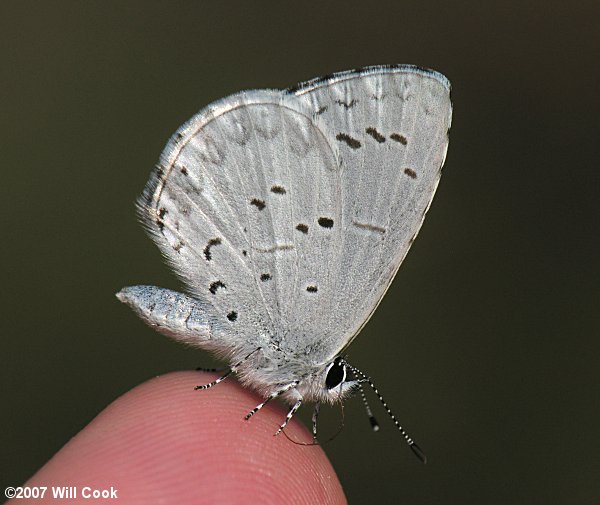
[117,286,216,347]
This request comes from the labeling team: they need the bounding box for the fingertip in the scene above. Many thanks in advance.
[26,372,346,504]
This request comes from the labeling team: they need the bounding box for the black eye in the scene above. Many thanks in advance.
[325,358,346,389]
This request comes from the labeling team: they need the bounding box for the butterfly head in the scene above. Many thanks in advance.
[302,356,362,404]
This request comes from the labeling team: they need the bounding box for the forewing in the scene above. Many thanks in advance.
[285,66,452,361]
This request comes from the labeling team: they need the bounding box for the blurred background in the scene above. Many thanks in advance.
[2,1,599,503]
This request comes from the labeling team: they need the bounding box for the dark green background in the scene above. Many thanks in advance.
[2,1,599,503]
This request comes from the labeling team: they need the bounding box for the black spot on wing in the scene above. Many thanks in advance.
[157,207,167,230]
[250,198,266,210]
[203,237,222,261]
[315,106,328,115]
[404,168,417,179]
[227,311,238,321]
[336,133,361,149]
[390,133,408,145]
[318,217,334,228]
[352,221,386,234]
[209,281,226,295]
[296,223,309,234]
[270,185,286,194]
[366,127,386,143]
[260,273,272,281]
[306,285,318,293]
[335,99,358,109]
[180,166,188,176]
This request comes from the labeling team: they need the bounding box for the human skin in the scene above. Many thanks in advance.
[19,372,346,504]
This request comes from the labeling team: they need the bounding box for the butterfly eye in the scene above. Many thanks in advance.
[325,358,346,389]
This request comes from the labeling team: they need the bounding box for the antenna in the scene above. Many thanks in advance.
[347,363,427,464]
[357,382,380,431]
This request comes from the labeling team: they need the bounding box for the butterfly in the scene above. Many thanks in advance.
[118,65,452,462]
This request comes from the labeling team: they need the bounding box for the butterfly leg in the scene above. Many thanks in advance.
[275,399,303,436]
[195,348,261,390]
[312,402,321,440]
[244,380,300,420]
[194,369,233,390]
[195,366,225,372]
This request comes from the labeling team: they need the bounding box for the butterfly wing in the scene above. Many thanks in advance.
[138,89,342,355]
[286,66,452,361]
[137,65,451,365]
